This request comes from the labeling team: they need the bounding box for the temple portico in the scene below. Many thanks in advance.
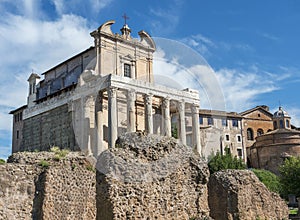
[76,73,201,157]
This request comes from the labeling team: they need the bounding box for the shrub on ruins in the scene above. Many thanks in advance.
[208,147,246,174]
[0,158,6,164]
[279,156,300,198]
[38,159,50,168]
[252,169,281,194]
[50,146,69,161]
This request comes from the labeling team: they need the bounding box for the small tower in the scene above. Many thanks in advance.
[27,73,40,107]
[273,106,291,129]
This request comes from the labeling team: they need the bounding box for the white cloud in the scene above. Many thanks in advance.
[214,68,280,112]
[153,39,292,113]
[0,13,93,108]
[153,44,226,110]
[181,34,216,56]
[260,32,279,41]
[52,0,114,17]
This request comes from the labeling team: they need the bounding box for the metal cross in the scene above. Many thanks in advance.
[122,13,129,25]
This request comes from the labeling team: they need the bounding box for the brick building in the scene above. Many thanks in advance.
[248,106,300,173]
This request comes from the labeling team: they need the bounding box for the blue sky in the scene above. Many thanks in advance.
[1,0,300,159]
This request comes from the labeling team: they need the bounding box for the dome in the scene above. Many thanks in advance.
[273,106,290,118]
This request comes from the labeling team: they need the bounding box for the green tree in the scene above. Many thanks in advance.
[208,148,246,174]
[279,156,300,198]
[252,169,281,193]
[171,124,178,139]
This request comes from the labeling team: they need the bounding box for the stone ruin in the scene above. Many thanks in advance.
[209,170,288,220]
[0,132,289,219]
[96,132,210,219]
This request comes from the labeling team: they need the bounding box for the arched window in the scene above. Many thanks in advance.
[257,129,264,136]
[286,119,290,128]
[280,120,284,128]
[247,128,254,140]
[273,121,278,129]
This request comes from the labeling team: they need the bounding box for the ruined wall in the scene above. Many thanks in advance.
[208,169,289,220]
[1,152,96,220]
[0,163,42,219]
[96,132,210,220]
[22,104,77,152]
[0,133,291,220]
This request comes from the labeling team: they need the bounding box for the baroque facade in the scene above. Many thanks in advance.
[10,20,201,157]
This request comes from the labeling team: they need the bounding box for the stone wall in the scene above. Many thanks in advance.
[96,132,210,219]
[0,133,290,220]
[1,152,96,220]
[208,169,289,220]
[22,104,77,152]
[0,163,42,219]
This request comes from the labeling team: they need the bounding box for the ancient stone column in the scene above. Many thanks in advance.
[178,100,186,145]
[96,91,104,155]
[127,89,136,132]
[191,104,201,156]
[144,94,153,134]
[83,95,95,155]
[108,87,118,148]
[162,97,171,137]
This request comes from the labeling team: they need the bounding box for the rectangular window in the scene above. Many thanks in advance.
[199,116,203,125]
[232,119,239,127]
[237,135,241,142]
[222,119,228,127]
[207,117,214,125]
[17,130,19,139]
[225,134,230,141]
[124,63,131,77]
[237,149,243,157]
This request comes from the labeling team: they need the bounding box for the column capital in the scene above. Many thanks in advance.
[144,93,153,105]
[162,97,170,109]
[177,100,185,112]
[107,87,117,98]
[127,89,136,101]
[191,103,200,114]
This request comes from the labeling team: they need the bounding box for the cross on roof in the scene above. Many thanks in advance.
[122,13,129,25]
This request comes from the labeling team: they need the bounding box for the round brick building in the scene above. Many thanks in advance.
[249,107,300,174]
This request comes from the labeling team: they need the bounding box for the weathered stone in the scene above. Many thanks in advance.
[1,151,96,220]
[208,169,289,220]
[0,135,290,220]
[96,132,210,219]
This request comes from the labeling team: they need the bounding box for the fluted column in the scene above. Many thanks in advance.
[96,91,103,155]
[108,87,118,148]
[178,100,186,145]
[162,97,171,137]
[144,94,153,134]
[191,104,201,156]
[127,89,136,132]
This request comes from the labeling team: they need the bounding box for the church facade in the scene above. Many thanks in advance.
[10,20,201,157]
